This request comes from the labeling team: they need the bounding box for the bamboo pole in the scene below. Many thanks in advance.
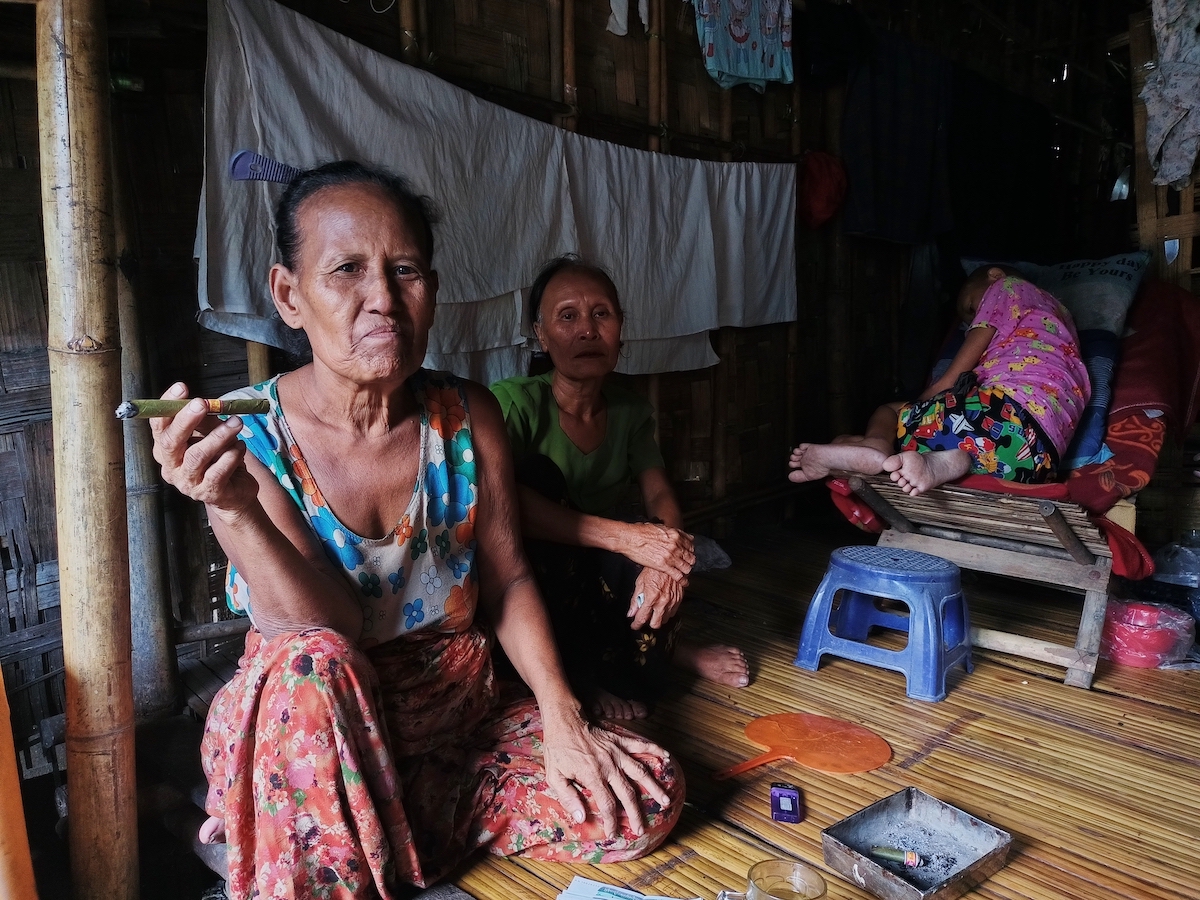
[246,340,271,384]
[786,78,801,465]
[37,0,140,893]
[0,671,38,899]
[644,0,666,443]
[824,84,851,437]
[562,0,576,131]
[113,120,180,721]
[399,0,420,65]
[657,0,667,149]
[711,90,734,503]
[647,0,662,152]
[548,0,564,106]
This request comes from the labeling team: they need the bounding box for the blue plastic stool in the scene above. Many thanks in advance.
[794,546,973,701]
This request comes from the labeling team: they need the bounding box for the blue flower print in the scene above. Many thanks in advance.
[358,572,382,598]
[409,528,428,560]
[448,429,477,485]
[311,506,363,571]
[388,568,406,594]
[426,461,473,527]
[448,552,473,580]
[403,598,424,629]
[435,529,451,558]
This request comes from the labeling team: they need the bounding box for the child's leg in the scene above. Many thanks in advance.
[882,386,1053,496]
[788,402,904,483]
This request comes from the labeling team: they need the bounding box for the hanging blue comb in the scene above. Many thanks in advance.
[229,150,302,184]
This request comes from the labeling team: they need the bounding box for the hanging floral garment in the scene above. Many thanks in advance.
[692,0,793,91]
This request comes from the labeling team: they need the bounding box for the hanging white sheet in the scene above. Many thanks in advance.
[198,0,796,379]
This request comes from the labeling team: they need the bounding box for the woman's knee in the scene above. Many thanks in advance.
[258,627,379,702]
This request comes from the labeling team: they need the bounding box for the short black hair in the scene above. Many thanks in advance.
[274,160,438,270]
[964,262,1026,288]
[528,254,622,326]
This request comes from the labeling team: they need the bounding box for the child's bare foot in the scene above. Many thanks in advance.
[882,450,970,496]
[590,687,648,721]
[788,440,890,483]
[673,639,750,687]
[198,815,226,844]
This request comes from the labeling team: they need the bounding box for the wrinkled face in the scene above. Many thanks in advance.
[270,182,437,388]
[533,270,623,380]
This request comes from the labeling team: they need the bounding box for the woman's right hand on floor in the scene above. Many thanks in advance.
[617,522,695,579]
[149,382,260,514]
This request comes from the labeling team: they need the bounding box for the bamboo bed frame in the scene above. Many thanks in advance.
[843,474,1129,690]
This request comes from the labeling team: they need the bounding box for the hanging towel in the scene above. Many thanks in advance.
[607,0,649,36]
[691,0,794,91]
[1140,0,1200,189]
[199,0,796,381]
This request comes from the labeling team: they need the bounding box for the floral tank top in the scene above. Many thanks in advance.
[221,369,480,648]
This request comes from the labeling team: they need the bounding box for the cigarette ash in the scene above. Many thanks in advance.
[871,823,971,890]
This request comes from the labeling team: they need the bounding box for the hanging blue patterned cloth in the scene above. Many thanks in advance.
[692,0,793,91]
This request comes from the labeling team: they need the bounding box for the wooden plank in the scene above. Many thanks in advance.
[877,530,1109,593]
[971,626,1095,672]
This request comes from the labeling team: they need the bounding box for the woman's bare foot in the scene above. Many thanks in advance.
[590,687,649,721]
[198,815,226,845]
[788,440,891,483]
[882,449,971,496]
[673,639,751,688]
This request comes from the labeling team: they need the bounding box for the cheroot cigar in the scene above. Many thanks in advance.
[115,398,270,419]
[870,847,923,868]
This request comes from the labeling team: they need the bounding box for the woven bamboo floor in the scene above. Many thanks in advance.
[448,523,1200,900]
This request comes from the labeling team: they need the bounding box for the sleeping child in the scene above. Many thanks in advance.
[788,264,1091,497]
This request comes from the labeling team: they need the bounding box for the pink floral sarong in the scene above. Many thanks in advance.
[201,626,684,899]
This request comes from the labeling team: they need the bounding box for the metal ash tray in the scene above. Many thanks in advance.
[821,787,1012,900]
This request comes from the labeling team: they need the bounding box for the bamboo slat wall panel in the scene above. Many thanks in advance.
[428,1,553,102]
[0,76,64,757]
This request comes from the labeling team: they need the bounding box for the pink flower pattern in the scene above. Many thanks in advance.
[202,626,684,899]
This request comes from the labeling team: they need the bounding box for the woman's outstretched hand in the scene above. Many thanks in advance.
[149,383,259,514]
[617,522,695,579]
[628,567,685,631]
[540,704,671,840]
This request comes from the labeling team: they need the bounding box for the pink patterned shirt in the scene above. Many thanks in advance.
[971,277,1091,456]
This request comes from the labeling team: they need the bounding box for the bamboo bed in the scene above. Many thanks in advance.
[841,474,1120,691]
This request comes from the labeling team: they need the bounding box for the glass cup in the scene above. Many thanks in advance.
[717,858,827,900]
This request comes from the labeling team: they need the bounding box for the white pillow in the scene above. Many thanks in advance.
[962,251,1150,334]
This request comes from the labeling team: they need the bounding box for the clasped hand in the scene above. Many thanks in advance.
[149,383,259,514]
[620,522,694,580]
[627,566,685,631]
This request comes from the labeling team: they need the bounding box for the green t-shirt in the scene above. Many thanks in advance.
[489,372,665,517]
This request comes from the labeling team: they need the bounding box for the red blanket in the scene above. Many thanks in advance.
[827,279,1200,581]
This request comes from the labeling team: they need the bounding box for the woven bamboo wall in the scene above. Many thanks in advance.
[0,73,64,761]
[0,0,1167,742]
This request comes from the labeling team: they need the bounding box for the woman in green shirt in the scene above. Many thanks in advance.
[491,257,750,720]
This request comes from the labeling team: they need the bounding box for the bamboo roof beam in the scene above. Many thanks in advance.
[37,0,139,893]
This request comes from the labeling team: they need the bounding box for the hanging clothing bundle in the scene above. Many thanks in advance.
[1140,0,1200,189]
[198,0,797,383]
[690,0,794,91]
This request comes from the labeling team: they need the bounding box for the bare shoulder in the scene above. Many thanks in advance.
[463,379,506,432]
